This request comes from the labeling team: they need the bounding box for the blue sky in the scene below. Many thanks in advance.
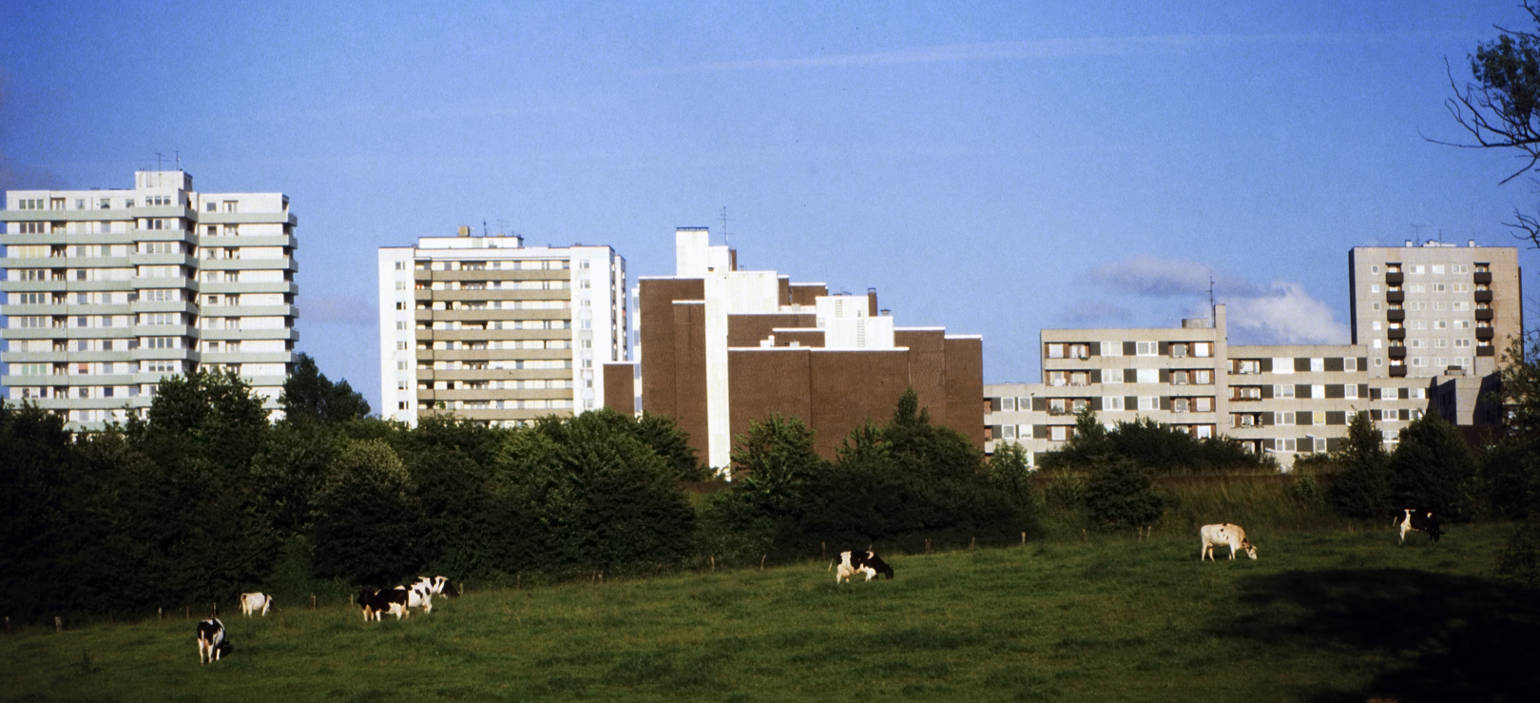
[4,0,1539,414]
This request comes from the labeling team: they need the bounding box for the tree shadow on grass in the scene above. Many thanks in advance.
[1210,568,1540,702]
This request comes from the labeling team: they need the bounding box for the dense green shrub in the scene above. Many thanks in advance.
[1390,414,1480,521]
[1327,412,1393,519]
[1038,411,1274,475]
[1081,457,1164,530]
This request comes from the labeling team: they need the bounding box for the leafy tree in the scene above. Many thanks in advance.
[280,353,370,425]
[311,439,422,584]
[128,368,271,471]
[1485,335,1540,518]
[1081,457,1164,530]
[1038,411,1271,475]
[1327,412,1393,518]
[1389,413,1480,521]
[0,402,73,618]
[1443,1,1540,246]
[517,412,697,574]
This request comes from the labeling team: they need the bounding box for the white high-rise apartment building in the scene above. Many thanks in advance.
[1,170,299,429]
[378,228,629,426]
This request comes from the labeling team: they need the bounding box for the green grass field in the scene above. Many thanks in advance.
[3,523,1537,702]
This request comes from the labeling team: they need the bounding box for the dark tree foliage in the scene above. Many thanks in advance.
[310,439,423,585]
[128,368,270,471]
[516,412,697,574]
[703,389,1039,560]
[1082,457,1165,530]
[279,353,370,425]
[0,403,74,618]
[1481,336,1540,519]
[1038,411,1272,474]
[1327,412,1394,519]
[1390,413,1480,522]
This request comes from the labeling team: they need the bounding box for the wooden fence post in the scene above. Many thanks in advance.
[310,594,317,610]
[925,538,931,554]
[5,616,11,634]
[158,608,163,621]
[1021,531,1026,547]
[760,554,766,570]
[710,555,716,571]
[970,536,976,550]
[54,616,62,634]
[821,542,826,560]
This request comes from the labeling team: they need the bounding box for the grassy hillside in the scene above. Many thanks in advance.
[3,523,1536,702]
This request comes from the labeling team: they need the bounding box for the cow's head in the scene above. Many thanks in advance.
[1241,539,1258,560]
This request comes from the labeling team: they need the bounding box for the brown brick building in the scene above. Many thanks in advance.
[606,227,983,473]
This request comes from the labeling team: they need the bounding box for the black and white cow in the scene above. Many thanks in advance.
[400,582,433,615]
[358,587,409,622]
[834,550,895,583]
[196,617,230,664]
[415,576,449,598]
[1395,508,1442,544]
[239,591,272,617]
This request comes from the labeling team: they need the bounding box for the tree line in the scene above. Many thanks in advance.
[5,340,1540,620]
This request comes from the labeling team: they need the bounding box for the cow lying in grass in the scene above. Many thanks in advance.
[834,550,895,583]
[1199,523,1258,561]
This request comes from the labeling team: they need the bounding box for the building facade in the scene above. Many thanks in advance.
[378,228,628,426]
[1349,240,1523,379]
[1,170,299,429]
[626,227,983,471]
[986,304,1435,469]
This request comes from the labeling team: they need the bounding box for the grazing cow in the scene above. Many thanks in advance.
[400,583,433,615]
[414,575,450,597]
[834,550,895,583]
[1395,508,1442,544]
[1199,523,1258,561]
[239,592,272,617]
[196,617,229,664]
[358,588,409,622]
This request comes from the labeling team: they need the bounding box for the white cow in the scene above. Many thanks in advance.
[239,592,272,616]
[1199,523,1258,561]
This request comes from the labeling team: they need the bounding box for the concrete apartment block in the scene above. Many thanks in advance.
[1,170,298,430]
[377,228,628,427]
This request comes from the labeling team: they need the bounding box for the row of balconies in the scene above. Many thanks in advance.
[414,268,570,282]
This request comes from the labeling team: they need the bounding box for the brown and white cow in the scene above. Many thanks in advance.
[1199,523,1258,561]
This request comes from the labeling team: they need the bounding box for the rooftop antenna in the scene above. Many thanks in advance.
[482,220,488,236]
[1410,222,1428,241]
[720,206,729,247]
[1209,275,1216,326]
[175,150,181,170]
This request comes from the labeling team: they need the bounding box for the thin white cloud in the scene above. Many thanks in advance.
[638,31,1423,75]
[1091,254,1263,298]
[1086,255,1347,344]
[301,296,374,326]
